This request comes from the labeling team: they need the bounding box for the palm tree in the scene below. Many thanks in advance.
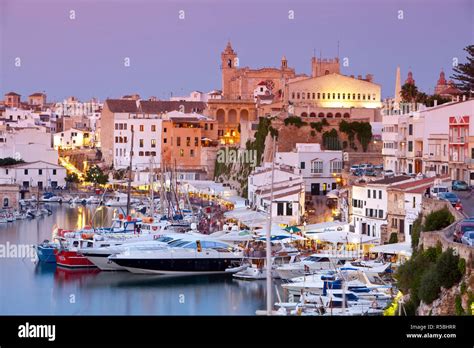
[400,83,419,102]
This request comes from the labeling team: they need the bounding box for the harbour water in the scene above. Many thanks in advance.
[0,205,269,315]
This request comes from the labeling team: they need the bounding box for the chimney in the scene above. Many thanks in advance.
[357,75,362,80]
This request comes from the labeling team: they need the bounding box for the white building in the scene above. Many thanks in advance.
[248,163,305,225]
[382,99,474,183]
[113,117,163,170]
[170,90,222,103]
[350,175,412,240]
[53,128,91,150]
[0,161,66,189]
[276,143,343,196]
[0,127,58,164]
[54,97,102,117]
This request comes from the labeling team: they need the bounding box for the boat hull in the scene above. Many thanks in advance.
[54,250,96,268]
[85,254,125,271]
[110,257,241,275]
[36,246,57,263]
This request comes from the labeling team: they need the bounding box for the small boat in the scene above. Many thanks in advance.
[71,196,86,205]
[105,192,139,207]
[13,211,28,220]
[35,240,59,263]
[85,196,101,205]
[0,215,8,223]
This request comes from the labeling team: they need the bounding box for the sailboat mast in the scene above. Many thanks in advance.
[266,135,276,315]
[149,156,155,217]
[160,161,166,216]
[126,128,134,217]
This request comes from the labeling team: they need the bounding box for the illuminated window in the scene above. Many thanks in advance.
[139,125,144,132]
[151,139,156,148]
[186,137,191,146]
[151,125,156,132]
[139,139,144,147]
[180,149,184,157]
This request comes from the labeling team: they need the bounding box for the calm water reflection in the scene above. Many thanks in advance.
[0,205,268,315]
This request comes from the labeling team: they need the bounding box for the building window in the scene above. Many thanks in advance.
[373,189,376,198]
[292,92,295,99]
[164,138,167,144]
[277,202,284,216]
[151,139,156,148]
[3,197,8,207]
[139,125,144,132]
[408,141,413,152]
[139,151,144,156]
[343,113,350,118]
[297,93,300,99]
[139,139,144,147]
[357,93,361,100]
[186,137,191,146]
[318,112,325,118]
[378,210,383,218]
[379,190,382,199]
[164,127,167,133]
[190,149,195,157]
[311,160,323,174]
[317,93,320,99]
[307,93,311,99]
[330,160,342,173]
[39,169,42,175]
[177,137,181,146]
[195,137,199,146]
[300,161,305,169]
[5,169,8,175]
[179,149,184,157]
[24,169,28,175]
[335,113,341,118]
[337,93,340,99]
[53,169,57,175]
[409,124,413,135]
[210,124,214,130]
[151,125,156,132]
[368,190,371,198]
[326,113,333,118]
[151,151,156,156]
[312,93,315,99]
[205,124,208,130]
[286,202,293,216]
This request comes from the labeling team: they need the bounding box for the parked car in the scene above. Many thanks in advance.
[350,165,360,173]
[353,169,364,177]
[452,180,470,191]
[359,164,374,170]
[453,221,474,242]
[438,192,460,206]
[430,185,449,198]
[364,169,377,177]
[383,170,395,178]
[461,231,474,246]
[374,165,384,171]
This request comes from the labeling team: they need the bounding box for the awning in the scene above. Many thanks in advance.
[305,230,377,244]
[370,242,412,257]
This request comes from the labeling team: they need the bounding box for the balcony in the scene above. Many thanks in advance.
[449,136,466,144]
[415,150,423,157]
[395,150,406,158]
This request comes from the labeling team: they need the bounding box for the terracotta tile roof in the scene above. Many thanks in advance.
[105,99,138,113]
[405,185,431,194]
[29,92,45,97]
[368,175,412,185]
[140,100,206,114]
[5,92,20,96]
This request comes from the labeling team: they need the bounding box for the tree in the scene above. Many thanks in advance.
[451,45,474,95]
[400,83,419,103]
[65,172,81,187]
[418,265,441,304]
[388,233,398,244]
[423,208,454,231]
[85,165,108,185]
[435,248,462,289]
